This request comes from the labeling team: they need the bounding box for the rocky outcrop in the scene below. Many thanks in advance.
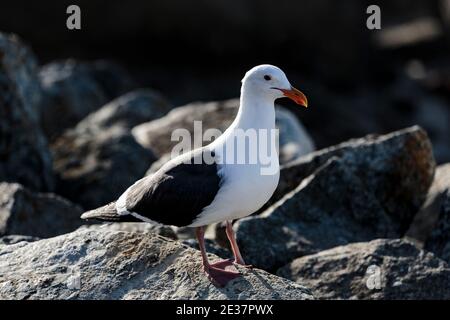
[0,33,54,191]
[39,59,136,139]
[183,238,231,259]
[235,158,394,271]
[407,163,450,244]
[77,222,177,240]
[0,229,314,300]
[234,126,435,271]
[276,107,315,163]
[270,126,435,229]
[52,126,155,210]
[277,239,450,300]
[79,89,172,130]
[51,90,169,209]
[133,99,315,166]
[0,183,83,238]
[425,190,450,263]
[0,235,39,246]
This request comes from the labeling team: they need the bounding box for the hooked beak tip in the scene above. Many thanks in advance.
[278,86,308,108]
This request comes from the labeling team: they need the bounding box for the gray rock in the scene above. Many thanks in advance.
[0,235,40,246]
[0,33,54,192]
[235,158,395,271]
[51,88,170,209]
[269,126,435,230]
[0,229,313,300]
[39,59,135,139]
[276,107,315,163]
[407,163,450,244]
[206,223,230,249]
[182,238,231,260]
[77,222,178,240]
[425,189,450,263]
[51,88,172,209]
[83,60,136,101]
[235,127,435,271]
[0,182,83,238]
[277,239,450,300]
[52,125,155,210]
[133,99,314,166]
[77,89,172,131]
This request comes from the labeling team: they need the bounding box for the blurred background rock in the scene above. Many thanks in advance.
[1,0,449,162]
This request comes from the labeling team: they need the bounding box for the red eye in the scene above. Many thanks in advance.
[264,75,271,81]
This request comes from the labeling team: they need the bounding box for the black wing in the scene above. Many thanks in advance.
[125,148,222,227]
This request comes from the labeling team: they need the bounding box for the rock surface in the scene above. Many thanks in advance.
[133,99,315,165]
[77,222,177,240]
[39,59,136,139]
[79,89,172,130]
[277,239,450,300]
[0,182,83,238]
[268,125,435,229]
[51,89,168,209]
[0,229,313,300]
[425,190,450,263]
[236,158,395,271]
[407,163,450,244]
[52,125,155,210]
[0,235,40,246]
[235,126,435,271]
[182,238,231,260]
[0,33,54,191]
[276,107,315,163]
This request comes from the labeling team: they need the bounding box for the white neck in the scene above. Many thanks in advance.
[233,86,276,131]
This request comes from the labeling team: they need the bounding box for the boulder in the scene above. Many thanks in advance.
[425,189,450,263]
[269,126,435,229]
[0,229,313,300]
[235,158,396,271]
[182,238,231,260]
[76,89,172,130]
[407,163,450,244]
[0,235,39,246]
[0,33,54,191]
[0,182,84,238]
[276,107,315,163]
[235,127,435,271]
[51,89,169,209]
[39,59,136,139]
[133,99,315,166]
[52,125,155,210]
[277,239,450,300]
[77,222,177,240]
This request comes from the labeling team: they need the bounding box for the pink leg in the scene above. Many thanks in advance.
[195,226,240,287]
[225,221,252,268]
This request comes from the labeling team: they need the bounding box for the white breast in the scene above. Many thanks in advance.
[188,130,280,227]
[189,85,281,227]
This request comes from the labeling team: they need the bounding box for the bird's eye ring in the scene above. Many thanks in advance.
[264,75,271,81]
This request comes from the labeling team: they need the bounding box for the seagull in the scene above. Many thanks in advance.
[81,64,308,286]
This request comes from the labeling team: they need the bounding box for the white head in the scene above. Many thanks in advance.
[241,64,308,107]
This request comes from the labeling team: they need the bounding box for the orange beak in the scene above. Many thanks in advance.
[278,86,308,108]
